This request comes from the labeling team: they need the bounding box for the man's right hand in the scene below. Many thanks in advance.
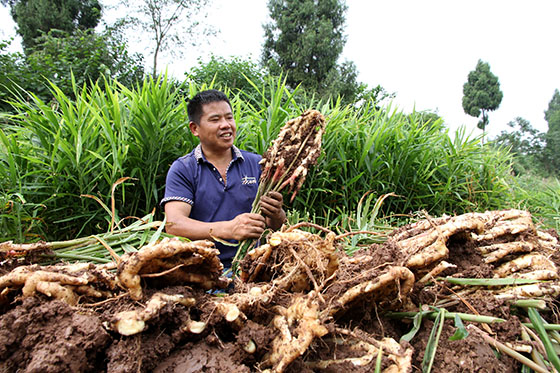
[229,213,267,241]
[165,201,266,242]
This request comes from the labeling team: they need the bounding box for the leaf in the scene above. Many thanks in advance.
[148,215,167,246]
[422,308,445,373]
[449,313,469,341]
[401,310,425,343]
[528,307,560,372]
[375,346,383,373]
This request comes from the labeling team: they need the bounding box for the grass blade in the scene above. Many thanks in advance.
[375,346,383,373]
[421,308,445,372]
[441,277,541,286]
[401,309,425,342]
[528,307,560,372]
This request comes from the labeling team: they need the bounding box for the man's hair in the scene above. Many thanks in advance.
[187,89,232,124]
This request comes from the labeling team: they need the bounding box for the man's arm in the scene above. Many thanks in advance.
[164,201,267,241]
[259,191,286,231]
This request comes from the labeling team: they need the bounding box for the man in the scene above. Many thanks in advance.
[161,89,286,268]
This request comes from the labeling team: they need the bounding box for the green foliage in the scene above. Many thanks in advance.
[0,75,194,241]
[234,74,302,155]
[0,192,46,243]
[492,117,546,175]
[292,104,513,223]
[462,59,503,135]
[6,0,102,51]
[262,0,346,89]
[0,29,144,110]
[509,174,560,231]
[0,74,521,242]
[234,80,514,225]
[334,192,393,253]
[544,89,560,174]
[27,28,144,96]
[0,39,29,111]
[262,0,375,104]
[186,55,266,100]
[120,75,196,213]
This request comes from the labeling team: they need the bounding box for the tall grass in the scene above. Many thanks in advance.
[234,74,302,155]
[1,75,196,241]
[292,102,514,225]
[508,174,560,230]
[1,74,518,242]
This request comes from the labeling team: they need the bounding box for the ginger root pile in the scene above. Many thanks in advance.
[117,237,229,300]
[0,208,558,373]
[389,209,560,300]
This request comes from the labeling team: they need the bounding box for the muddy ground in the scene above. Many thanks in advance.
[0,210,559,372]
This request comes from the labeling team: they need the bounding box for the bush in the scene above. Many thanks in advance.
[186,56,265,102]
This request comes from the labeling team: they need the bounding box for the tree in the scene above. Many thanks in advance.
[493,117,545,175]
[323,60,361,104]
[2,0,102,51]
[462,60,503,141]
[544,89,560,174]
[262,0,363,102]
[186,55,265,96]
[116,0,214,77]
[0,29,145,109]
[27,28,145,94]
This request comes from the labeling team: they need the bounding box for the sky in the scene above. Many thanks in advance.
[2,0,559,139]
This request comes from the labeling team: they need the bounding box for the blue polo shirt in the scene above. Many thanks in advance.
[161,144,261,267]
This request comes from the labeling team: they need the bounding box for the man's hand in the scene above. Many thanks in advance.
[165,201,265,242]
[259,191,286,231]
[229,213,266,241]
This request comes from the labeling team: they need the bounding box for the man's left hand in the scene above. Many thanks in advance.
[259,191,286,230]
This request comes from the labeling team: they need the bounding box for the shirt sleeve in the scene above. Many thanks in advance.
[160,158,196,206]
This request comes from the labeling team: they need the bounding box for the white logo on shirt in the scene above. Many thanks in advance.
[241,176,257,185]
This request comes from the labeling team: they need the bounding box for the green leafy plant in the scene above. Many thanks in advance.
[1,74,193,241]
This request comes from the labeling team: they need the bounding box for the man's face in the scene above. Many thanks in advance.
[190,101,236,153]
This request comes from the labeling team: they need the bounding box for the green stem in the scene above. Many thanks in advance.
[387,310,505,324]
[441,277,541,286]
[469,324,549,373]
[528,307,560,372]
[521,328,550,372]
[375,346,383,373]
[422,308,445,373]
[523,323,560,331]
[513,299,547,309]
[48,252,112,263]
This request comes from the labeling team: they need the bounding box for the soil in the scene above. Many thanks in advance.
[1,293,522,373]
[0,297,109,372]
[0,211,558,372]
[410,320,518,373]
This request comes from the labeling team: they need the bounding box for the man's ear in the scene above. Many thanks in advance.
[189,121,198,136]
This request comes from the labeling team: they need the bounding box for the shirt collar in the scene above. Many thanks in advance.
[194,144,244,163]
